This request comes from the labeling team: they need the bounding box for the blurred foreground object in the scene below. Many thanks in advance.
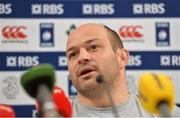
[36,86,72,117]
[138,73,175,117]
[21,64,59,117]
[0,104,15,117]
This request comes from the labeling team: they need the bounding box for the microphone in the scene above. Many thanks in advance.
[138,73,175,117]
[36,86,72,117]
[96,75,119,117]
[53,86,72,117]
[21,64,59,117]
[0,104,15,117]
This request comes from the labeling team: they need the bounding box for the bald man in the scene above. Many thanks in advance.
[66,23,180,117]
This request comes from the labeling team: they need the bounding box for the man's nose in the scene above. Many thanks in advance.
[78,48,91,64]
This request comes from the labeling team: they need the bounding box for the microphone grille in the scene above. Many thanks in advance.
[96,75,104,84]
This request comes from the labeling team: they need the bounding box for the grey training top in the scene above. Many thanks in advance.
[72,93,180,117]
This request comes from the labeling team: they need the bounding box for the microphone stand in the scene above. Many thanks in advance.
[37,84,60,117]
[159,102,171,117]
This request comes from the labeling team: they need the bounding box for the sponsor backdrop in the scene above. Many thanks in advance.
[0,0,180,117]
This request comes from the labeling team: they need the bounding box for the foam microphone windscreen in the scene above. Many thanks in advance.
[138,73,175,115]
[53,86,72,117]
[21,64,56,98]
[0,104,15,117]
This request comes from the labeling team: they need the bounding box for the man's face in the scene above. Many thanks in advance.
[66,24,121,95]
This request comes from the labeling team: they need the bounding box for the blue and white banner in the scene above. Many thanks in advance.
[0,51,180,71]
[0,0,180,18]
[0,0,180,117]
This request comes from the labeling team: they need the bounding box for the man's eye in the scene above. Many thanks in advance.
[69,52,77,59]
[89,45,97,51]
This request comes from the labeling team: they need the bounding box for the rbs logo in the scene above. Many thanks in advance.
[0,3,12,14]
[31,4,64,15]
[6,56,39,67]
[82,3,114,15]
[133,3,165,14]
[127,55,142,67]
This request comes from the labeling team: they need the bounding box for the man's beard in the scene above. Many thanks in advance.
[74,80,104,99]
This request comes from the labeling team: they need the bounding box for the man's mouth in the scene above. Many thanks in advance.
[78,68,95,77]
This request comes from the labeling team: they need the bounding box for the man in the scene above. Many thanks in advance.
[66,23,180,117]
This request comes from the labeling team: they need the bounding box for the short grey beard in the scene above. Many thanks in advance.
[77,84,105,99]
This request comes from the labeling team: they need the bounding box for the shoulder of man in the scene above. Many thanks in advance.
[172,105,180,117]
[133,94,155,117]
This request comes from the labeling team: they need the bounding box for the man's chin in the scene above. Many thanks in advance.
[79,80,100,93]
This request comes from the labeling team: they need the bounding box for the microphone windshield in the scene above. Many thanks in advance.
[96,75,104,84]
[53,86,72,117]
[21,64,56,98]
[138,73,175,115]
[0,104,15,117]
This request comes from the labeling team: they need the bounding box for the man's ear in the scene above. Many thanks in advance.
[116,48,129,68]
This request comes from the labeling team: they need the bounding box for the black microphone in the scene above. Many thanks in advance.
[96,75,119,117]
[21,64,60,117]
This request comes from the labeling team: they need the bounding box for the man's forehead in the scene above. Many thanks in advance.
[69,23,105,38]
[76,23,105,30]
[66,38,100,53]
[67,24,106,45]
